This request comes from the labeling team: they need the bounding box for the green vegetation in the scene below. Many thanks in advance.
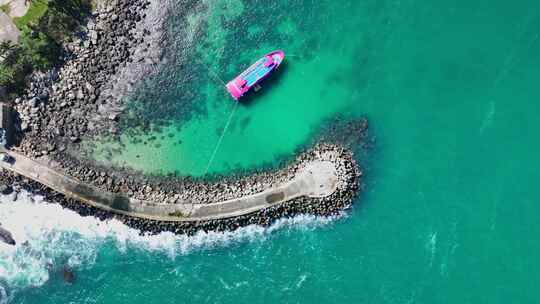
[13,0,49,30]
[39,0,92,42]
[168,211,186,218]
[0,29,61,95]
[0,40,42,94]
[0,0,92,97]
[0,3,11,15]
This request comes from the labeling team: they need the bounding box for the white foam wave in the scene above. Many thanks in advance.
[426,231,437,269]
[0,191,342,299]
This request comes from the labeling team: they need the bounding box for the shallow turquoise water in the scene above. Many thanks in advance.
[3,0,540,303]
[88,0,364,176]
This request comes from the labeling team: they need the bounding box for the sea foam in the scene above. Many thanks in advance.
[0,191,341,301]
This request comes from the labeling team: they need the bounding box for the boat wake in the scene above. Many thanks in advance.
[0,191,343,302]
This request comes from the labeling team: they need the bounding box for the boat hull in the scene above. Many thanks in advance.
[226,50,285,100]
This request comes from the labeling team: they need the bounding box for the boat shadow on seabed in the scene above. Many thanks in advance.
[235,60,289,107]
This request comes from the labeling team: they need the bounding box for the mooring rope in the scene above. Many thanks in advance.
[198,59,227,87]
[203,102,239,175]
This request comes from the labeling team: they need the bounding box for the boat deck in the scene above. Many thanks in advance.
[242,58,273,86]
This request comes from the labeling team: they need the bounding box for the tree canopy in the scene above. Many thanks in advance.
[0,0,92,97]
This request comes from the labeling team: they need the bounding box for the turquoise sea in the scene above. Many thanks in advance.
[2,0,540,302]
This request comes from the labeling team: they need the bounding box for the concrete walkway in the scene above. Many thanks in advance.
[0,150,339,221]
[0,0,29,18]
[0,11,19,42]
[0,0,29,43]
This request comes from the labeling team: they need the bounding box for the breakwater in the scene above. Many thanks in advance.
[1,0,368,235]
[0,143,362,235]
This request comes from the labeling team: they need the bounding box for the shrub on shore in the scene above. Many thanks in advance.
[0,41,33,95]
[1,0,92,97]
[0,3,11,15]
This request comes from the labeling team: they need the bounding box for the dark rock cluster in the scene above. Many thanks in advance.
[0,224,16,246]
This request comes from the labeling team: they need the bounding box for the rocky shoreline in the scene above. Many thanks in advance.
[12,0,169,155]
[1,0,370,234]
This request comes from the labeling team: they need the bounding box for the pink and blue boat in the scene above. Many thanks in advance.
[226,50,285,101]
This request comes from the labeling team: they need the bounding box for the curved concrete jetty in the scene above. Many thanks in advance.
[0,150,341,222]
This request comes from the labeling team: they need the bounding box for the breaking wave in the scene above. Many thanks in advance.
[0,191,342,302]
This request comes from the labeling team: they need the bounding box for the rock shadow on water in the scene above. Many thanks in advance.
[61,265,76,284]
[238,116,252,131]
